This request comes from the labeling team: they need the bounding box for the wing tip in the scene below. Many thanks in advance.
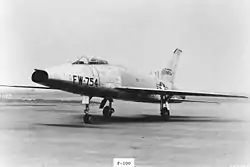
[0,85,52,89]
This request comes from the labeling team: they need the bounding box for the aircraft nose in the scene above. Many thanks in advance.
[31,69,48,83]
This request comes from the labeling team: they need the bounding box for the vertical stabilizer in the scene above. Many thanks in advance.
[159,48,182,89]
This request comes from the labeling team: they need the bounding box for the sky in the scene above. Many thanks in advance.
[0,0,249,93]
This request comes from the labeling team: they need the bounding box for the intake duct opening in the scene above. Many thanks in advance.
[31,69,48,83]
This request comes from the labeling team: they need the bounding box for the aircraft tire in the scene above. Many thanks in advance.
[110,108,115,114]
[103,106,113,119]
[161,107,170,121]
[83,114,92,124]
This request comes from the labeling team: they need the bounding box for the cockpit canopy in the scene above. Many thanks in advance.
[72,56,108,65]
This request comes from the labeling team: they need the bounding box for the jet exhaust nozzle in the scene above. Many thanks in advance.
[32,69,48,83]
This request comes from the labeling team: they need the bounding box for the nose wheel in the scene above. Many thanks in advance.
[83,114,92,124]
[83,104,92,124]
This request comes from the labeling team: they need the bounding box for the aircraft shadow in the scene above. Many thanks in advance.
[35,123,106,129]
[36,115,244,128]
[85,114,243,124]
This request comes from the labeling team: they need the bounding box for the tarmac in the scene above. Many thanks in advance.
[0,100,250,167]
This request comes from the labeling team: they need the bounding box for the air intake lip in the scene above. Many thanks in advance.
[31,69,48,83]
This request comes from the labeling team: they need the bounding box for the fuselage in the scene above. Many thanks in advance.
[31,63,183,103]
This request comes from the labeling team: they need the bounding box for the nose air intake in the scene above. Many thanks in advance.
[32,69,48,83]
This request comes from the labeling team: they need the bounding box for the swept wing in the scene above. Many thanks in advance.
[115,86,248,99]
[0,85,53,90]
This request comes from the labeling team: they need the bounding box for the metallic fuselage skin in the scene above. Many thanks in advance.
[32,63,168,103]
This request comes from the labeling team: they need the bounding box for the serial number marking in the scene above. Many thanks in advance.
[72,75,98,87]
[113,158,134,167]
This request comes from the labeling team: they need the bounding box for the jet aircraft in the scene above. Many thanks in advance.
[0,49,247,123]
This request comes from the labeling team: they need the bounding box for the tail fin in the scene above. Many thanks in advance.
[160,48,182,88]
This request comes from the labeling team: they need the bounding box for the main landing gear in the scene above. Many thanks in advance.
[101,99,115,119]
[160,95,171,121]
[82,95,171,123]
[82,97,115,124]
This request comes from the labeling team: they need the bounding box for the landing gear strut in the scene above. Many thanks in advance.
[82,96,92,124]
[160,95,171,121]
[102,99,115,119]
[161,106,170,121]
[83,104,92,124]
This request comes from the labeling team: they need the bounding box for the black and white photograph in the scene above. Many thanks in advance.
[0,0,249,166]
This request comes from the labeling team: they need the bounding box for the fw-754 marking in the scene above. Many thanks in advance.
[73,75,98,87]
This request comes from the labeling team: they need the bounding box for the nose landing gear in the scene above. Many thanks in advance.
[83,104,92,124]
[82,96,92,124]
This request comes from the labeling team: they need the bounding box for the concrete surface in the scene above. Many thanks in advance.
[0,100,250,167]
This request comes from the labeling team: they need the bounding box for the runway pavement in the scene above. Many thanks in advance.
[0,100,250,167]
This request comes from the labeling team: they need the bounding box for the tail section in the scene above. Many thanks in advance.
[158,48,182,89]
